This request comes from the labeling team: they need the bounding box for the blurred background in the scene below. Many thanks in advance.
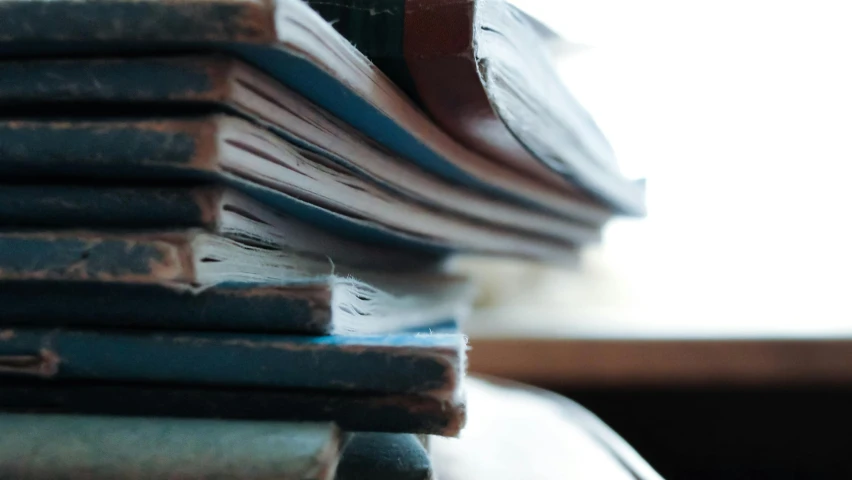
[463,2,852,478]
[466,0,852,337]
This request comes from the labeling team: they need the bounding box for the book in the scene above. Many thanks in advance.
[0,0,638,217]
[0,413,341,480]
[0,381,465,435]
[0,55,611,231]
[0,117,582,260]
[0,184,440,272]
[0,230,472,334]
[0,414,435,479]
[338,432,433,480]
[0,327,465,398]
[308,0,645,213]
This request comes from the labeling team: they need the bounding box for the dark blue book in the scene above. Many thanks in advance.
[0,116,577,260]
[0,327,466,399]
[0,414,342,480]
[0,55,609,240]
[0,0,643,216]
[0,381,465,436]
[0,230,472,335]
[0,184,440,271]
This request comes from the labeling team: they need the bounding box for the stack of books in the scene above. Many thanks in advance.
[0,0,644,478]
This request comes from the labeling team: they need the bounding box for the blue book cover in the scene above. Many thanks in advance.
[0,381,465,436]
[0,230,472,335]
[0,117,577,260]
[0,0,644,216]
[0,413,341,480]
[0,327,466,399]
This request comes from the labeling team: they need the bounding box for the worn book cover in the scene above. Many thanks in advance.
[0,327,466,398]
[0,117,580,260]
[0,413,341,480]
[0,415,437,479]
[338,432,434,480]
[0,185,441,272]
[0,381,466,436]
[0,0,634,220]
[0,230,472,334]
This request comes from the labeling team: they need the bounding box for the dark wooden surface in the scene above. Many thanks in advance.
[468,336,852,479]
[469,337,852,387]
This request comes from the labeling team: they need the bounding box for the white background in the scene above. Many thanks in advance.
[472,0,852,337]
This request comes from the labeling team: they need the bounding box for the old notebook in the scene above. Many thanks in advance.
[0,0,635,217]
[0,185,438,272]
[0,116,583,260]
[0,55,610,230]
[0,414,341,480]
[0,327,465,399]
[0,230,472,334]
[0,381,465,436]
[308,0,645,213]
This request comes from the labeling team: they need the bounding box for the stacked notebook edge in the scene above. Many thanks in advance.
[0,0,644,477]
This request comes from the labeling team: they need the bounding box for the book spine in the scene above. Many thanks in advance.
[0,119,217,179]
[0,414,339,480]
[0,57,230,103]
[0,233,194,284]
[0,329,462,395]
[0,281,333,335]
[0,186,220,229]
[0,382,464,436]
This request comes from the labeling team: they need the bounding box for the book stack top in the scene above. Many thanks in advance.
[0,0,642,478]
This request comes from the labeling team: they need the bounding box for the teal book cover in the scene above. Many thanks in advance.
[0,116,451,253]
[0,328,466,399]
[0,413,341,480]
[0,381,465,436]
[0,230,471,335]
[0,281,341,335]
[0,0,643,216]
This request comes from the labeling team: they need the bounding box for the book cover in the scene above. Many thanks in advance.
[0,116,442,253]
[432,376,664,479]
[0,328,466,398]
[0,0,641,217]
[0,381,466,436]
[0,117,579,260]
[0,230,472,335]
[0,55,612,233]
[0,413,340,480]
